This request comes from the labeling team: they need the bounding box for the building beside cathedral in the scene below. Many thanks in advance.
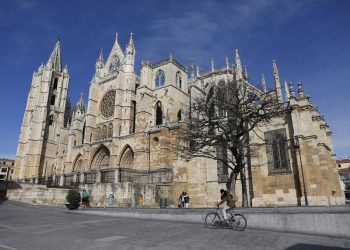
[12,33,344,207]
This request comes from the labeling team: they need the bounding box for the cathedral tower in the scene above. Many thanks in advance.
[14,40,71,179]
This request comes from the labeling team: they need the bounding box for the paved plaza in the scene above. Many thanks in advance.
[0,201,349,250]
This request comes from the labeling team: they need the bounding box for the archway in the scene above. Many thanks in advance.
[73,154,83,172]
[119,145,134,169]
[90,145,110,170]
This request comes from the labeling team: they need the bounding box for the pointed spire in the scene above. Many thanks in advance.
[196,64,200,77]
[261,73,267,93]
[63,64,68,74]
[235,49,243,80]
[298,81,304,98]
[75,92,85,113]
[95,49,105,72]
[272,59,282,103]
[244,66,248,79]
[225,55,229,70]
[128,32,134,48]
[190,60,195,80]
[47,40,62,72]
[284,79,290,99]
[115,32,119,43]
[289,82,295,97]
[211,58,215,72]
[169,50,173,62]
[97,48,104,63]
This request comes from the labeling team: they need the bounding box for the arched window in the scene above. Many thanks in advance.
[53,78,58,91]
[177,109,182,121]
[82,123,86,144]
[207,87,215,118]
[102,125,107,140]
[49,115,54,126]
[74,140,76,146]
[108,123,113,138]
[265,128,290,174]
[155,70,165,88]
[175,71,182,89]
[90,133,92,142]
[156,101,163,125]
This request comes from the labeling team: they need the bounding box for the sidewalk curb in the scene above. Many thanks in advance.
[67,209,350,239]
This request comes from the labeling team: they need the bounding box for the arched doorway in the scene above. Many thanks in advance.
[119,145,134,169]
[90,145,110,170]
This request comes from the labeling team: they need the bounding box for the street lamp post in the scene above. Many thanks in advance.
[293,137,308,206]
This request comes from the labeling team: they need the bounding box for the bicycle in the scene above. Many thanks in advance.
[205,207,247,231]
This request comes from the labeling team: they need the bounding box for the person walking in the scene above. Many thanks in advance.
[184,192,190,208]
[179,191,185,208]
[82,189,90,207]
[138,193,144,208]
[108,192,114,206]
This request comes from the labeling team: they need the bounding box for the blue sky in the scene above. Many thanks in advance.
[0,0,349,159]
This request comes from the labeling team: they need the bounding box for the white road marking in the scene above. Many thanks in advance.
[0,244,18,250]
[95,235,126,242]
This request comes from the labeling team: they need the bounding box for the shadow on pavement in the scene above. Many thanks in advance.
[285,244,349,250]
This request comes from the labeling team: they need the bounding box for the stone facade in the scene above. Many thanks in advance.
[13,33,344,207]
[0,158,15,181]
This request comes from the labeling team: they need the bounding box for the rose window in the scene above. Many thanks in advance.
[100,90,116,119]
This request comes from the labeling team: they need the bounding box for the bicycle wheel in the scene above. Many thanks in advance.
[229,213,247,231]
[205,212,221,229]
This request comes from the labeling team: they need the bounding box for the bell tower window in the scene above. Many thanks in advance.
[176,71,182,89]
[50,95,56,106]
[53,78,58,91]
[49,115,54,126]
[155,70,165,88]
[156,101,163,125]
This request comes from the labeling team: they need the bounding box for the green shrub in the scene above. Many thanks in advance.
[66,189,81,205]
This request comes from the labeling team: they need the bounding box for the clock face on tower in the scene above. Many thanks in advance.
[100,90,116,119]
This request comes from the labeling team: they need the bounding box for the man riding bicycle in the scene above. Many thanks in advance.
[216,189,238,224]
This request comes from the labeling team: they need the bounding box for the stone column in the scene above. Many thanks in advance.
[60,175,64,186]
[96,170,101,183]
[80,173,85,184]
[114,168,119,183]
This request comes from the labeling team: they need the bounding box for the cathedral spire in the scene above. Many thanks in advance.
[95,49,105,74]
[128,32,134,48]
[169,50,173,62]
[284,79,290,99]
[272,59,282,103]
[196,64,200,77]
[235,49,243,80]
[261,73,267,93]
[298,81,305,98]
[47,40,62,72]
[244,66,248,79]
[190,60,195,80]
[97,48,104,63]
[225,54,229,70]
[289,82,295,97]
[75,92,85,113]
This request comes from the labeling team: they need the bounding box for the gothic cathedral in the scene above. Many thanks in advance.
[13,33,344,207]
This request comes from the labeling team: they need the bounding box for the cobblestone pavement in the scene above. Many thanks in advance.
[0,201,350,250]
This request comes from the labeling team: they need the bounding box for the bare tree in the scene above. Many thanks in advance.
[177,76,288,207]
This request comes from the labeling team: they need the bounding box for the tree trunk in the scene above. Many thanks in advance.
[227,171,237,194]
[240,171,249,207]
